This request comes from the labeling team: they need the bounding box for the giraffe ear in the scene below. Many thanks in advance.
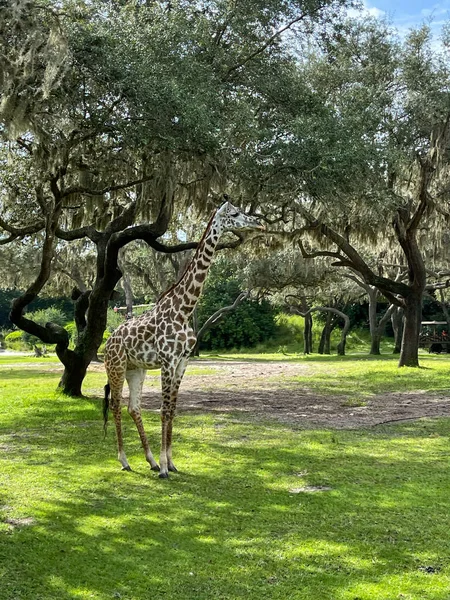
[222,193,229,202]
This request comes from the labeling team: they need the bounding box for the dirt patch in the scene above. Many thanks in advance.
[139,360,450,429]
[3,516,35,528]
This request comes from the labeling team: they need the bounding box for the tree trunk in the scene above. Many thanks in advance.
[367,287,381,355]
[391,306,404,354]
[122,272,134,319]
[337,334,346,355]
[304,312,313,354]
[398,291,422,367]
[370,334,381,355]
[318,313,333,354]
[58,355,90,397]
[336,313,351,356]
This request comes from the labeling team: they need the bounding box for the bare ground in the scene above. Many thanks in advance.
[137,360,450,429]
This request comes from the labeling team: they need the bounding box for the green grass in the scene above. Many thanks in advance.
[285,354,450,401]
[1,357,450,599]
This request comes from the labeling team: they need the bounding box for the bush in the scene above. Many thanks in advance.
[106,307,126,332]
[196,260,278,351]
[269,313,345,354]
[4,330,28,351]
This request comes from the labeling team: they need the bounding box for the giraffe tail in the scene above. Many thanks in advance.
[103,383,111,438]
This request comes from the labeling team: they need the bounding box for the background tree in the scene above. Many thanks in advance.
[1,0,349,393]
[250,19,450,367]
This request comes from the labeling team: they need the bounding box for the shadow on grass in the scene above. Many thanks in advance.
[1,391,450,599]
[0,369,61,380]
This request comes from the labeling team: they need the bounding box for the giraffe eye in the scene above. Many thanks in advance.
[230,212,239,217]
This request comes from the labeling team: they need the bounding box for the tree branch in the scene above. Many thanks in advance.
[225,11,313,78]
[55,224,101,242]
[62,176,154,198]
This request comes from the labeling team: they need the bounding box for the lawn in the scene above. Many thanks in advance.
[0,354,449,599]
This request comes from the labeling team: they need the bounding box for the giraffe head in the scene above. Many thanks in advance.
[216,196,265,232]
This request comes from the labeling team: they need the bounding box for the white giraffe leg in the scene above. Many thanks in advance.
[126,368,159,471]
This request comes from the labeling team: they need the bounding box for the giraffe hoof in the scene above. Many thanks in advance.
[159,472,169,479]
[122,465,132,472]
[151,465,160,472]
[168,465,178,473]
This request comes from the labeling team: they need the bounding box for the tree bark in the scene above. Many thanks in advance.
[304,311,313,354]
[58,354,90,397]
[399,290,423,367]
[318,312,333,355]
[290,304,349,355]
[391,306,404,354]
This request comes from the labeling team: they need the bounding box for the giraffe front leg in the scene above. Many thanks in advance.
[166,415,177,473]
[126,369,159,472]
[167,357,189,473]
[159,399,171,479]
[159,358,188,478]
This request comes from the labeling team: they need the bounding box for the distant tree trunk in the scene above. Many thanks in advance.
[119,251,134,319]
[367,287,381,355]
[336,312,351,356]
[346,274,397,356]
[399,290,423,367]
[304,312,313,354]
[289,303,349,355]
[122,273,134,318]
[318,312,333,355]
[391,306,404,354]
[297,295,313,354]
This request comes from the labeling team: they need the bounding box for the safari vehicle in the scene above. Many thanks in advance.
[419,321,450,353]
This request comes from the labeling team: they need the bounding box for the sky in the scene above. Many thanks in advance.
[358,0,450,40]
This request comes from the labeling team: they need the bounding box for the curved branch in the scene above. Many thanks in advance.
[297,206,409,304]
[0,215,45,237]
[62,176,154,198]
[193,291,250,355]
[288,303,350,356]
[56,224,101,242]
[9,213,69,348]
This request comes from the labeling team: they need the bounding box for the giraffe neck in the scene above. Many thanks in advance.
[167,214,222,319]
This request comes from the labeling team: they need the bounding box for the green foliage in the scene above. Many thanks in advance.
[271,313,344,351]
[24,308,67,328]
[198,260,277,350]
[0,290,73,329]
[21,308,68,347]
[4,307,69,349]
[106,307,126,333]
[4,330,26,351]
[4,331,22,342]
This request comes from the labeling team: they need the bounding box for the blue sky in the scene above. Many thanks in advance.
[357,0,450,39]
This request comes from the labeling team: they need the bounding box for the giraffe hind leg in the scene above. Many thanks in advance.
[108,377,132,471]
[126,369,159,471]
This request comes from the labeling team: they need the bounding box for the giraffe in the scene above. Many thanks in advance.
[103,198,264,478]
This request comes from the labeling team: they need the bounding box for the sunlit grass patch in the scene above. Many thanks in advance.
[1,358,450,599]
[286,355,450,400]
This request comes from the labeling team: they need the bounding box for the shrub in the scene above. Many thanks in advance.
[197,261,277,351]
[4,330,28,351]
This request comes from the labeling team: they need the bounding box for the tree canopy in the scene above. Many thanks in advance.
[2,0,450,389]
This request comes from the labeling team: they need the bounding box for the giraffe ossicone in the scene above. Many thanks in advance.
[103,199,264,478]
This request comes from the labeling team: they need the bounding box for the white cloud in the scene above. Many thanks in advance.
[347,1,385,19]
